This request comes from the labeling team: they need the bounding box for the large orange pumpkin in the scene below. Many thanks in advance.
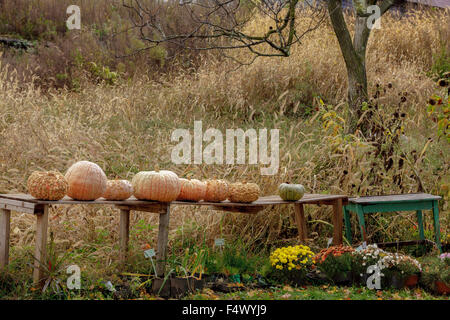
[27,171,68,200]
[65,161,107,200]
[132,170,181,202]
[103,180,133,200]
[203,179,229,202]
[177,178,206,202]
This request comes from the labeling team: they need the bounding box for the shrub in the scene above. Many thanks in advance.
[419,255,450,293]
[268,245,315,286]
[351,244,390,285]
[313,246,355,284]
[378,252,422,286]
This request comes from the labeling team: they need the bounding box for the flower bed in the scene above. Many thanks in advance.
[266,244,449,294]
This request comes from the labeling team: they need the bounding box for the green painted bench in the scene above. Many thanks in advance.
[343,193,443,252]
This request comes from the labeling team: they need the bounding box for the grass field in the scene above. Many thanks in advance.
[0,1,448,300]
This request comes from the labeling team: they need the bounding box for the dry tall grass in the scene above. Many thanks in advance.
[0,6,448,274]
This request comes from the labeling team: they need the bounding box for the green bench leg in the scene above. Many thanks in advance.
[432,200,442,253]
[356,205,367,243]
[343,206,352,244]
[416,210,425,241]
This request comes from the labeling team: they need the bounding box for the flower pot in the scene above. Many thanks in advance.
[152,278,171,298]
[435,281,450,295]
[152,276,205,298]
[333,271,352,286]
[381,273,405,289]
[390,274,406,289]
[404,274,419,288]
[170,277,205,298]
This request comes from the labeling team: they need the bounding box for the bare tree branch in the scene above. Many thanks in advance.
[119,0,327,61]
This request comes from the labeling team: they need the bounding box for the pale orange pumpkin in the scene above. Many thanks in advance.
[203,179,229,202]
[103,180,133,200]
[65,161,107,200]
[27,171,68,200]
[177,178,206,201]
[132,170,181,202]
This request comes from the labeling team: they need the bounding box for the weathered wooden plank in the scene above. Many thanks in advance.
[293,204,307,243]
[210,205,265,214]
[177,194,348,206]
[0,193,348,207]
[361,201,433,213]
[0,197,36,209]
[156,205,170,277]
[0,209,11,269]
[332,198,344,245]
[375,239,437,249]
[0,203,36,214]
[350,193,441,204]
[115,204,167,213]
[33,205,49,287]
[119,209,130,264]
[0,194,162,206]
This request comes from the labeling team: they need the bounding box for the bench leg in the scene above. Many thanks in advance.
[356,205,367,243]
[119,209,130,266]
[0,209,11,269]
[33,205,49,286]
[156,204,170,277]
[332,198,343,245]
[294,203,307,243]
[416,210,425,241]
[343,206,352,245]
[432,200,442,253]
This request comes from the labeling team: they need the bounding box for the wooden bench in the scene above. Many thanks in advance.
[0,193,348,286]
[343,193,443,252]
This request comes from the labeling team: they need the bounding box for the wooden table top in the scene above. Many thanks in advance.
[349,193,441,204]
[0,193,348,208]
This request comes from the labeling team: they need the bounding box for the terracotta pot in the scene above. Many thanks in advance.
[333,271,353,286]
[404,274,419,288]
[388,274,405,289]
[435,281,450,295]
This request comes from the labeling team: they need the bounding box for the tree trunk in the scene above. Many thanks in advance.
[349,16,370,130]
[327,0,372,133]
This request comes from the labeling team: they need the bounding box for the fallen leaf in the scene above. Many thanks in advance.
[392,293,401,300]
[283,285,294,292]
[281,293,292,299]
[247,290,259,297]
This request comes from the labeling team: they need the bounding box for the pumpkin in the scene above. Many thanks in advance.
[177,178,206,201]
[228,182,260,203]
[27,171,68,200]
[103,180,133,200]
[65,161,107,200]
[203,179,229,202]
[132,170,181,202]
[278,183,305,201]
